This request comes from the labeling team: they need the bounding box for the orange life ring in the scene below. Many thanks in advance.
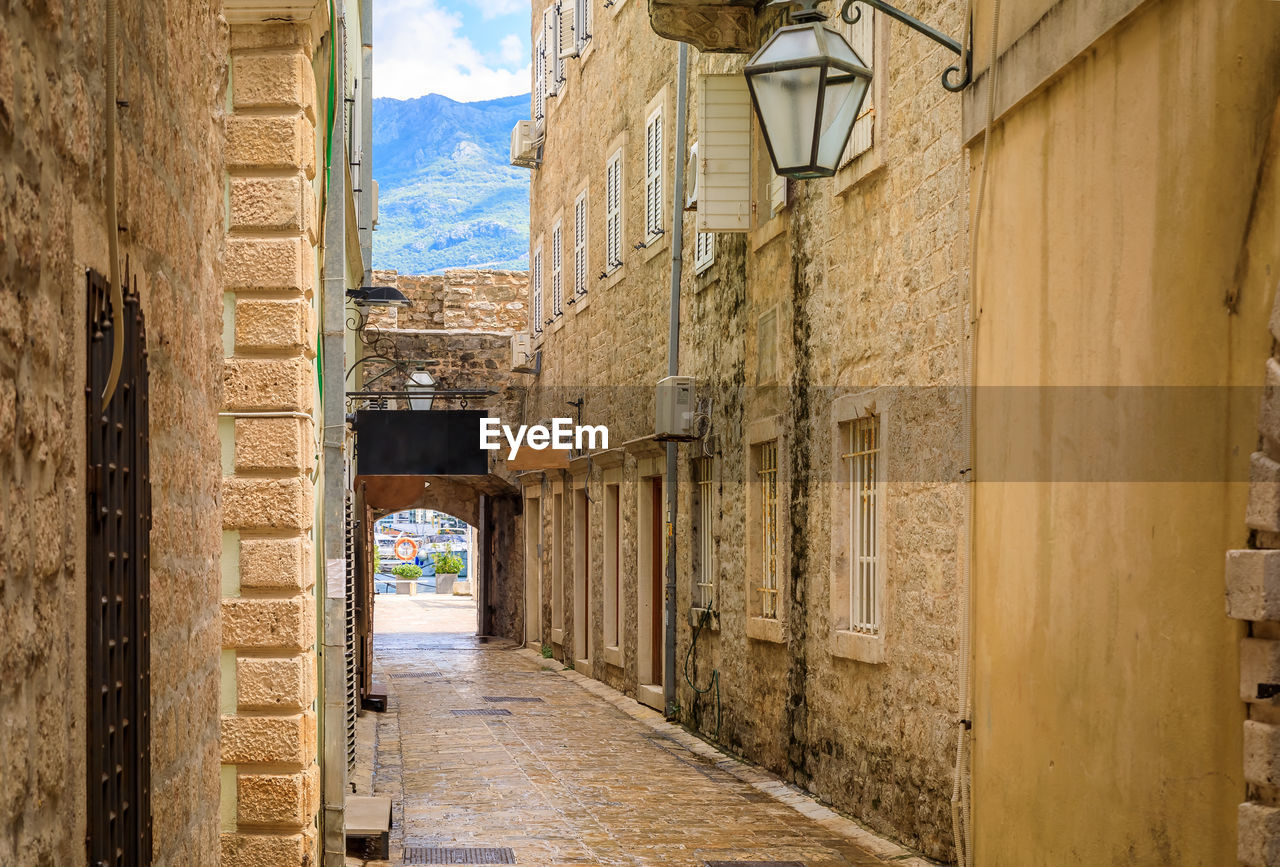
[394,538,418,561]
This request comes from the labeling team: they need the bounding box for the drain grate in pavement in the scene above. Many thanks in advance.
[450,708,513,717]
[704,862,805,867]
[481,696,545,703]
[388,672,444,679]
[404,846,516,864]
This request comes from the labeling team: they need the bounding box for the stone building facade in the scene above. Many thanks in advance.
[0,2,227,864]
[518,0,968,858]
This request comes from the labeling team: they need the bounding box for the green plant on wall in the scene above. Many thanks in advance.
[373,545,382,575]
[390,563,422,580]
[433,552,464,574]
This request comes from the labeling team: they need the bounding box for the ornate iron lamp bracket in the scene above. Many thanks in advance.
[840,0,971,91]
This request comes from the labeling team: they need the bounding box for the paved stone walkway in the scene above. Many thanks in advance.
[353,595,933,866]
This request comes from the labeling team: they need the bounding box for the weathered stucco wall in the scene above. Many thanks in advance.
[970,0,1280,862]
[0,2,227,864]
[521,0,968,857]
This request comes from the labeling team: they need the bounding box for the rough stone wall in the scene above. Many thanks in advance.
[372,268,529,332]
[521,0,967,858]
[0,2,227,864]
[220,20,322,866]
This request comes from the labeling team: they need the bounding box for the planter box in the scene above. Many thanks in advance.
[435,572,458,595]
[452,580,471,596]
[396,579,418,596]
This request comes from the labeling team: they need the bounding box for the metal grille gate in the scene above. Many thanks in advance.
[86,268,152,866]
[345,489,358,773]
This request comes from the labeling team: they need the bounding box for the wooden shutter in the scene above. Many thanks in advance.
[686,140,699,208]
[546,8,563,96]
[576,0,592,53]
[842,8,874,164]
[533,246,544,332]
[605,150,622,271]
[552,222,563,316]
[574,192,587,295]
[534,31,546,122]
[645,108,663,241]
[694,230,715,273]
[558,0,578,58]
[769,170,787,216]
[697,74,751,232]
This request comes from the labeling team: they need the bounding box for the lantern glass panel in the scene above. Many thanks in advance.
[815,72,869,170]
[750,66,823,171]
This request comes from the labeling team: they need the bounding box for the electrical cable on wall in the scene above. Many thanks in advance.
[101,0,124,408]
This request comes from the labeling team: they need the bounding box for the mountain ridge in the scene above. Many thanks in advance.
[373,92,531,274]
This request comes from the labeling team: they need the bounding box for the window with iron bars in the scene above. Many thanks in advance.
[757,440,779,620]
[692,456,715,611]
[842,415,880,633]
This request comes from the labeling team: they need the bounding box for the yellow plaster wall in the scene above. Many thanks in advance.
[970,0,1280,861]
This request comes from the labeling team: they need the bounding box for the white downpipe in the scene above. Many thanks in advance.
[953,0,1000,864]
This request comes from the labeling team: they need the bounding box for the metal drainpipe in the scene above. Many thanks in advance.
[359,0,374,282]
[664,41,689,716]
[321,13,349,866]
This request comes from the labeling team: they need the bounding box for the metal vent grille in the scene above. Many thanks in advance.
[404,847,516,864]
[482,696,545,703]
[390,671,444,679]
[450,708,513,717]
[345,489,358,774]
[86,267,153,866]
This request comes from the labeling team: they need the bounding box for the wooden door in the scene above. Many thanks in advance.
[650,478,663,683]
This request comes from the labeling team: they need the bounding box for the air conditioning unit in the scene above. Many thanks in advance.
[655,375,697,441]
[510,120,541,169]
[512,333,540,374]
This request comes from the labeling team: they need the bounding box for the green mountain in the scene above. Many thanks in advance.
[372,93,531,274]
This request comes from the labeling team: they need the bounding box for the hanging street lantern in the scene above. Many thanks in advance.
[746,0,972,181]
[745,11,871,179]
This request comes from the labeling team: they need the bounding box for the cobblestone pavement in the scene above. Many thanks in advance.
[352,595,933,866]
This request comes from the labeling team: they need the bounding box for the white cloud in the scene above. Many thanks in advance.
[498,34,523,66]
[477,0,525,20]
[375,0,530,101]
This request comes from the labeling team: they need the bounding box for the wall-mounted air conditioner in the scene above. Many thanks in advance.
[655,375,697,441]
[510,120,541,169]
[512,333,540,374]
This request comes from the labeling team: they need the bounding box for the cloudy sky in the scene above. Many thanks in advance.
[374,0,531,102]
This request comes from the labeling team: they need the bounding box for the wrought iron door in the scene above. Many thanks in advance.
[86,268,152,866]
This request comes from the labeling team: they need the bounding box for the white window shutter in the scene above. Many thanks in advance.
[842,8,875,164]
[769,170,787,216]
[574,193,587,295]
[697,74,751,232]
[686,141,699,208]
[605,151,623,272]
[559,0,578,58]
[532,246,544,333]
[644,109,663,242]
[545,10,561,97]
[534,32,547,122]
[551,222,563,316]
[575,0,592,52]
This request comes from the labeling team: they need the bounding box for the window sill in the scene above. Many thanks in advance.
[600,265,625,292]
[751,209,788,252]
[746,616,785,644]
[641,232,669,264]
[688,607,719,630]
[830,629,885,664]
[606,0,628,18]
[567,292,591,315]
[551,315,565,334]
[833,147,885,196]
[604,645,623,668]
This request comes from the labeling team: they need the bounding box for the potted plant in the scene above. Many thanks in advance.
[390,563,422,595]
[433,552,464,595]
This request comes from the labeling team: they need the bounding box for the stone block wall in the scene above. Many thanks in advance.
[370,268,529,332]
[0,2,226,864]
[520,0,968,858]
[220,19,322,866]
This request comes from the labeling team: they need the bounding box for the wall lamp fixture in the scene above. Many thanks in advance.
[745,0,971,179]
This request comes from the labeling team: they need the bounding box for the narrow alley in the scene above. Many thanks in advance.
[349,596,933,866]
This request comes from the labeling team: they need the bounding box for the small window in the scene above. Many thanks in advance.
[644,107,665,244]
[605,149,623,273]
[757,440,779,620]
[842,416,880,633]
[694,231,715,274]
[692,456,716,611]
[551,220,564,317]
[532,244,544,334]
[573,191,588,297]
